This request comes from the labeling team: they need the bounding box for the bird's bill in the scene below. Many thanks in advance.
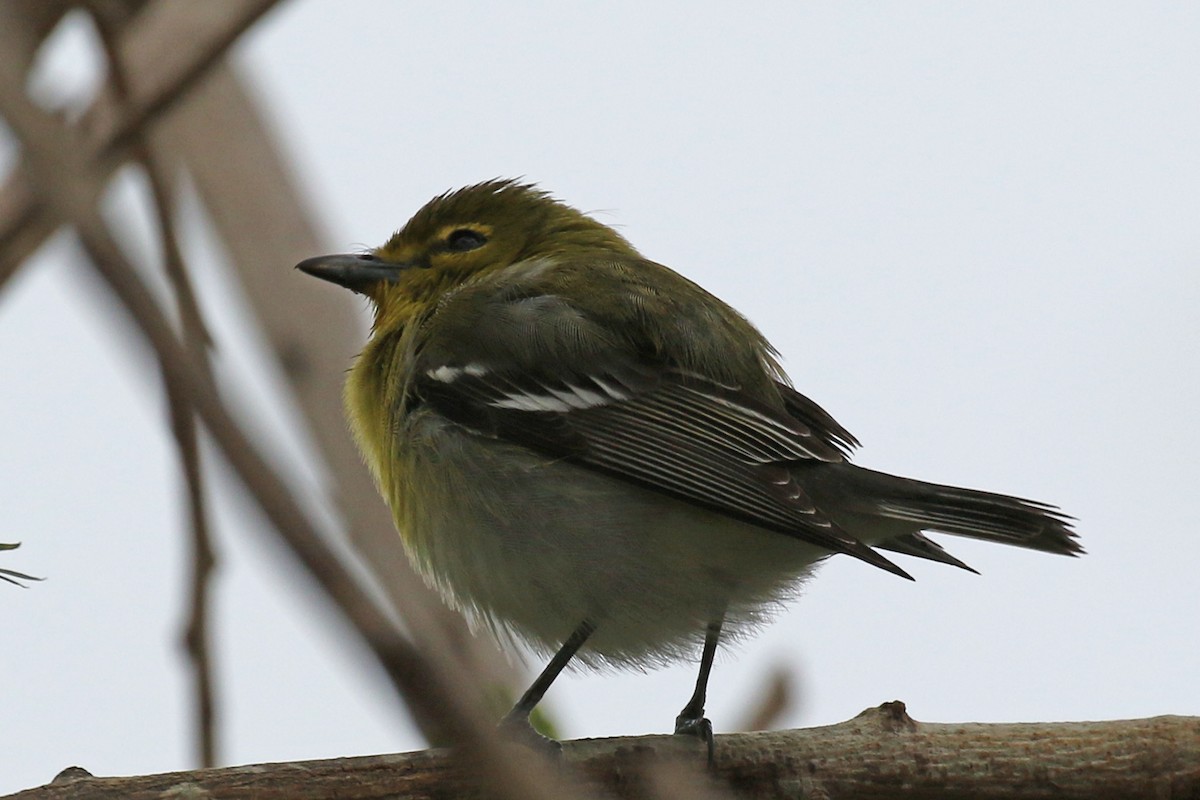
[296,253,412,294]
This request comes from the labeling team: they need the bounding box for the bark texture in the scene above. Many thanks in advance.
[7,704,1199,800]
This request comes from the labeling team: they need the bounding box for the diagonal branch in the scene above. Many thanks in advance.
[2,0,527,756]
[0,35,576,800]
[157,61,529,726]
[0,0,516,697]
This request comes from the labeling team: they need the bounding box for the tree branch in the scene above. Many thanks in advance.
[6,705,1197,800]
[152,60,531,724]
[86,1,223,769]
[0,0,529,727]
[0,23,572,800]
[0,0,280,287]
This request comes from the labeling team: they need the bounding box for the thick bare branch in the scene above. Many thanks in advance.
[7,706,1197,800]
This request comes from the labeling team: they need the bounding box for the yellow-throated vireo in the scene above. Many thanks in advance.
[298,180,1080,757]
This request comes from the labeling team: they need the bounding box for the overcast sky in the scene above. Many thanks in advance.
[3,2,1199,793]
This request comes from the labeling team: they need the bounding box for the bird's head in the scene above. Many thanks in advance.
[297,179,638,322]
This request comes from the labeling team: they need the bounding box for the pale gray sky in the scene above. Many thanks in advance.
[3,2,1198,793]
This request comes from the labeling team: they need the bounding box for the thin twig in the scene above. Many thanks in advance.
[91,5,220,768]
[735,664,795,732]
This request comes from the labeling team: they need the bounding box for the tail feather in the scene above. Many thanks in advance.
[875,532,980,573]
[796,463,1082,563]
[871,481,1080,556]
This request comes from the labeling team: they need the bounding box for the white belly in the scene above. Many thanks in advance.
[393,410,828,668]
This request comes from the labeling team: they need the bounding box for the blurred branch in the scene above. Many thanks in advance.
[0,12,569,800]
[90,3,220,769]
[0,0,71,282]
[734,664,795,732]
[7,706,1198,800]
[156,60,526,708]
[0,0,278,288]
[0,0,524,722]
[0,1,71,65]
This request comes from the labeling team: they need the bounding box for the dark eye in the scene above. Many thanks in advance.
[445,228,488,252]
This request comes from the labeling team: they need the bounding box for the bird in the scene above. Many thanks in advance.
[297,179,1080,758]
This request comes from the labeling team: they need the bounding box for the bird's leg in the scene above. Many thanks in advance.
[502,619,595,748]
[674,612,725,764]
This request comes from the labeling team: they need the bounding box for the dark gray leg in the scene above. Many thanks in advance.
[504,619,595,729]
[674,613,724,764]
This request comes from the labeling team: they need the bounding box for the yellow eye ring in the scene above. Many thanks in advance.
[445,228,488,252]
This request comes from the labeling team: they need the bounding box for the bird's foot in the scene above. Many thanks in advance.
[673,712,715,766]
[499,712,564,759]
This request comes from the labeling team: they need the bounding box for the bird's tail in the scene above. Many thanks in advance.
[798,463,1082,571]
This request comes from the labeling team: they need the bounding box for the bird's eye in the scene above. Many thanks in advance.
[445,228,488,252]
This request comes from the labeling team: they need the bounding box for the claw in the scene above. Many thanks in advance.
[674,713,715,766]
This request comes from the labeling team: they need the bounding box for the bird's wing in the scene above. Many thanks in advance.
[774,380,861,457]
[413,289,909,578]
